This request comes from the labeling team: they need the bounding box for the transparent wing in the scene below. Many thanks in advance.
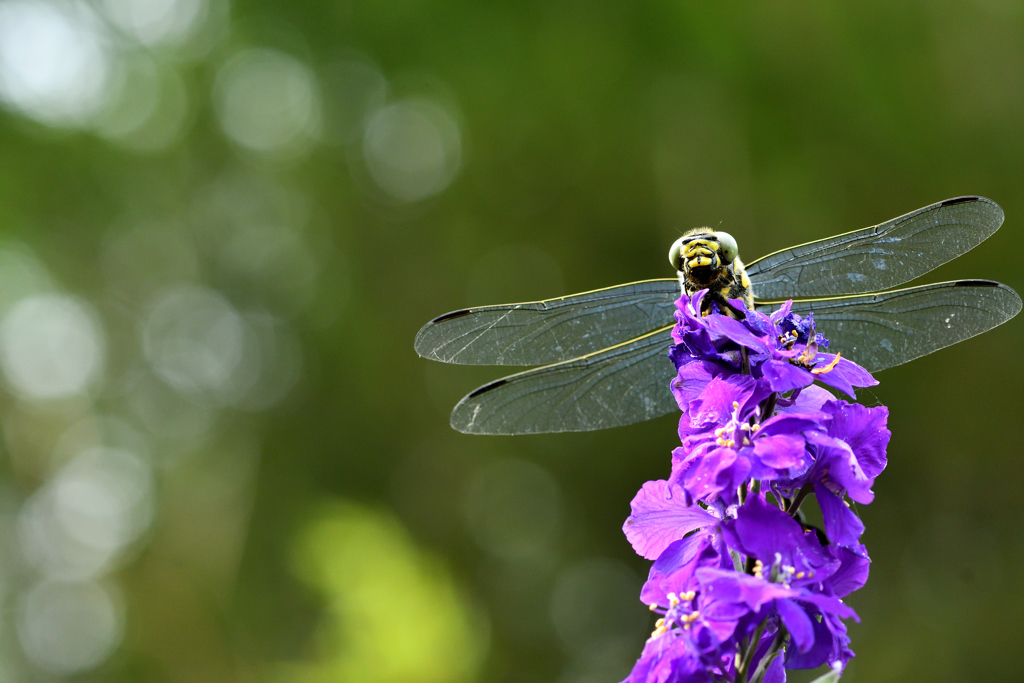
[450,326,677,434]
[747,196,1004,300]
[414,279,679,366]
[771,280,1021,373]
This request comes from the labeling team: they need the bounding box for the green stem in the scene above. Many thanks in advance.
[748,625,788,683]
[735,617,768,683]
[786,483,813,516]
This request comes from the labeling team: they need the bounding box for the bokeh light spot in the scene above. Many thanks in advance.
[0,294,104,400]
[17,579,123,675]
[213,48,320,154]
[463,457,561,563]
[96,53,191,151]
[0,0,111,125]
[142,285,245,399]
[18,446,154,579]
[363,98,461,202]
[100,0,206,47]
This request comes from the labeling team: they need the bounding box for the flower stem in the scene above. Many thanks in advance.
[786,483,813,516]
[734,617,768,683]
[748,625,788,683]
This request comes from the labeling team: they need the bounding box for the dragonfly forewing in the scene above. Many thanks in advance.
[747,196,1004,300]
[414,279,678,366]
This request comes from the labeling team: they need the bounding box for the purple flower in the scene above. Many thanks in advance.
[696,497,860,667]
[623,479,723,561]
[721,495,839,589]
[670,293,878,400]
[669,376,825,505]
[623,291,888,683]
[785,400,890,547]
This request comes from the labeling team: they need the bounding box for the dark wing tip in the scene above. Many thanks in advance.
[941,195,980,207]
[414,309,474,359]
[938,195,1004,232]
[431,309,473,323]
[953,280,1022,319]
[467,378,508,398]
[953,279,1000,287]
[450,382,507,434]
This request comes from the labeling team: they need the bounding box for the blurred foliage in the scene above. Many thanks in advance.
[0,1,1019,683]
[280,502,485,683]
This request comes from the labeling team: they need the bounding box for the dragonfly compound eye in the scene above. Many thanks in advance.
[715,232,739,263]
[668,237,686,271]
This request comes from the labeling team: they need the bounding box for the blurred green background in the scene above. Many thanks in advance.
[0,1,1020,682]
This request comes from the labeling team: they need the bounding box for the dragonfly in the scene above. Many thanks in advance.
[415,196,1021,435]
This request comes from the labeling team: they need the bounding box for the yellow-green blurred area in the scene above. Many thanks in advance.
[0,1,1020,682]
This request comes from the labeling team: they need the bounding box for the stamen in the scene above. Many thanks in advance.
[811,352,842,375]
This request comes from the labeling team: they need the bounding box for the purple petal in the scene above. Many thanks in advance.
[811,354,878,398]
[671,359,723,411]
[815,482,865,547]
[623,480,720,560]
[762,360,814,394]
[689,374,757,427]
[763,650,787,683]
[823,401,890,480]
[776,384,835,414]
[696,567,795,611]
[769,300,793,324]
[826,545,871,598]
[722,496,839,585]
[641,535,722,606]
[805,431,874,504]
[776,598,814,653]
[682,446,746,502]
[782,609,835,670]
[751,433,810,473]
[621,634,701,683]
[757,413,826,437]
[795,592,859,622]
[705,314,773,355]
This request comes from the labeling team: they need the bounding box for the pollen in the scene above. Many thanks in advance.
[811,352,842,375]
[752,559,764,579]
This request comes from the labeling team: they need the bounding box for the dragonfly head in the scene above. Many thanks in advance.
[669,230,739,275]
